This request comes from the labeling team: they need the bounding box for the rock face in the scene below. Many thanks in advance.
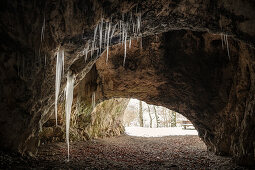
[0,0,254,166]
[40,98,129,143]
[86,31,255,166]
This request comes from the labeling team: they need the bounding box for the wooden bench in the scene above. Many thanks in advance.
[182,124,193,129]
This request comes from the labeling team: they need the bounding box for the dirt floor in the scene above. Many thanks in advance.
[0,135,253,169]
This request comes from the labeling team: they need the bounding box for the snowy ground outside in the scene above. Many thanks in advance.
[125,127,198,137]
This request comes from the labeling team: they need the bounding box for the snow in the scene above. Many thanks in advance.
[125,127,198,137]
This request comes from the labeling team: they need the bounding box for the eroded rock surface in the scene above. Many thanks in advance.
[77,31,255,165]
[0,0,254,166]
[40,98,129,143]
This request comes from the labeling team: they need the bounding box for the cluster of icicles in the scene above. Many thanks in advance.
[81,11,142,66]
[220,33,231,60]
[55,49,77,162]
[54,11,142,162]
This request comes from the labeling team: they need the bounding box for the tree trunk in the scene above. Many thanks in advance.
[148,105,152,128]
[171,111,177,127]
[139,101,143,127]
[153,106,159,128]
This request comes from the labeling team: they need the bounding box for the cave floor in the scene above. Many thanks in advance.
[0,135,250,169]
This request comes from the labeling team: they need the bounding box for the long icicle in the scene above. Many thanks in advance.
[92,92,96,109]
[110,23,117,43]
[84,44,89,62]
[55,48,64,126]
[65,70,75,162]
[92,24,98,58]
[221,33,224,49]
[106,22,111,63]
[41,16,45,42]
[104,22,108,47]
[99,18,103,52]
[129,37,132,49]
[122,23,125,45]
[123,28,127,66]
[226,35,230,60]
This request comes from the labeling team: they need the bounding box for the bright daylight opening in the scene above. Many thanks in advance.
[123,99,198,137]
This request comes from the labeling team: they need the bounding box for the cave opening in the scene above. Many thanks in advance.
[123,98,198,137]
[0,0,255,169]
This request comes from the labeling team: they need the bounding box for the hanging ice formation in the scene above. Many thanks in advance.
[41,16,45,42]
[99,18,103,52]
[84,44,89,62]
[91,24,98,58]
[221,34,231,60]
[104,22,108,47]
[110,23,117,42]
[65,70,75,162]
[123,25,127,66]
[55,48,64,126]
[225,35,230,60]
[92,92,96,109]
[106,22,111,62]
[221,33,224,49]
[76,6,142,68]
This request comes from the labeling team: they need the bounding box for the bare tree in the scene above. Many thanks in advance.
[153,106,159,128]
[171,111,177,127]
[139,101,143,127]
[148,105,152,128]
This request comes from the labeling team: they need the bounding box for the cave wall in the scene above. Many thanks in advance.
[40,97,129,144]
[80,31,254,165]
[0,0,255,166]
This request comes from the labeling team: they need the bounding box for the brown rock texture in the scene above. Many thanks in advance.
[0,0,254,166]
[39,98,129,143]
[89,31,254,165]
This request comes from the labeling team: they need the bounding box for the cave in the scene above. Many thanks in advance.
[0,0,255,168]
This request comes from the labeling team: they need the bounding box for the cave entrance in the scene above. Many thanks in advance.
[123,98,198,137]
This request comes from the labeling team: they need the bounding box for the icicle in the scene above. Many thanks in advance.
[55,48,64,126]
[91,41,94,59]
[93,24,98,49]
[44,54,46,66]
[84,44,89,62]
[138,12,141,34]
[91,24,98,57]
[132,22,135,37]
[226,35,230,60]
[99,18,103,52]
[110,23,117,42]
[130,11,133,23]
[119,21,122,43]
[106,22,111,63]
[221,33,224,49]
[65,70,75,162]
[104,22,108,47]
[140,37,142,49]
[92,92,96,109]
[129,37,132,49]
[122,23,125,45]
[223,34,227,46]
[123,30,127,67]
[41,16,45,42]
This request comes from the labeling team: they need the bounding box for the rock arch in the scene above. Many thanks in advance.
[0,0,254,166]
